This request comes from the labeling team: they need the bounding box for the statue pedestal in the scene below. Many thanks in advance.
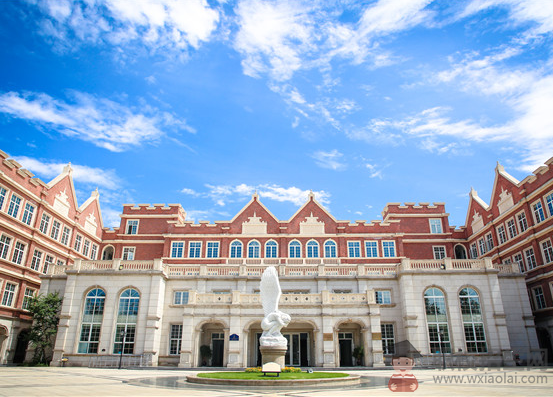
[260,345,287,369]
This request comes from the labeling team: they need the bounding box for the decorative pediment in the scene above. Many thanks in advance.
[497,188,514,215]
[471,210,484,234]
[242,212,267,234]
[53,189,70,217]
[300,213,325,235]
[85,211,98,235]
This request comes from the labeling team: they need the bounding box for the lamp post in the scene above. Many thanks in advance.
[118,329,126,370]
[438,331,446,370]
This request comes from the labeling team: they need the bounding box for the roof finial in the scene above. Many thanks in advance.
[63,162,73,175]
[308,190,315,200]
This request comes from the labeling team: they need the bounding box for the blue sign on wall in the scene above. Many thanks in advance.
[229,334,239,341]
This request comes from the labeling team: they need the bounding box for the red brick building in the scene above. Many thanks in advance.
[0,150,103,364]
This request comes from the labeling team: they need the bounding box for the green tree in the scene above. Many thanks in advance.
[27,292,63,365]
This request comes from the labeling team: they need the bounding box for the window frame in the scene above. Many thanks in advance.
[230,240,243,258]
[306,240,319,258]
[188,241,202,258]
[21,202,35,226]
[289,240,301,258]
[0,234,12,260]
[433,246,446,260]
[247,240,261,258]
[206,241,220,258]
[347,241,361,258]
[429,218,443,234]
[506,218,517,239]
[532,200,546,224]
[169,324,183,355]
[11,241,26,265]
[39,213,51,234]
[7,193,22,219]
[485,233,494,252]
[126,219,139,235]
[517,211,528,233]
[60,227,71,246]
[525,247,537,270]
[545,192,553,218]
[459,287,487,353]
[0,185,7,211]
[424,287,451,354]
[365,241,378,258]
[375,290,392,304]
[381,323,395,355]
[74,234,82,252]
[122,247,136,260]
[324,240,337,258]
[1,282,17,307]
[173,290,189,305]
[540,239,553,264]
[382,241,396,258]
[533,286,546,310]
[170,241,185,258]
[30,249,42,271]
[265,240,278,258]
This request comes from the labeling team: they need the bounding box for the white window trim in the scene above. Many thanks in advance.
[247,240,261,258]
[21,202,36,226]
[306,239,320,258]
[531,199,546,224]
[170,241,185,258]
[429,218,443,234]
[347,240,361,258]
[11,240,27,265]
[126,219,140,235]
[323,239,337,258]
[188,241,202,258]
[544,192,553,217]
[432,245,446,260]
[122,246,136,260]
[506,217,518,239]
[1,282,19,307]
[264,240,278,258]
[0,184,8,211]
[7,193,23,220]
[206,241,220,258]
[532,286,546,310]
[375,289,392,304]
[382,240,397,257]
[364,241,379,258]
[288,240,302,258]
[0,232,14,261]
[540,238,553,264]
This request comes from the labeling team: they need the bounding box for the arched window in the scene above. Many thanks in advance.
[424,287,451,353]
[324,240,337,258]
[78,288,105,353]
[289,241,301,258]
[248,241,260,258]
[306,240,319,258]
[113,288,140,354]
[230,241,243,258]
[265,241,278,258]
[459,287,487,353]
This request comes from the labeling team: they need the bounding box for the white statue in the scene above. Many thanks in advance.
[260,266,291,347]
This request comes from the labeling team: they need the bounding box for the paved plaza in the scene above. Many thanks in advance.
[0,366,552,397]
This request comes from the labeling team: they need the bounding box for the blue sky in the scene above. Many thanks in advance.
[1,0,552,228]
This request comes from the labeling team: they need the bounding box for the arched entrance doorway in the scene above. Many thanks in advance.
[198,322,226,367]
[454,244,467,259]
[336,321,364,367]
[102,245,114,260]
[13,329,29,364]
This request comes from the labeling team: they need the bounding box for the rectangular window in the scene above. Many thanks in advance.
[429,219,443,234]
[533,287,546,310]
[478,238,486,255]
[382,241,396,257]
[0,187,7,210]
[22,288,35,310]
[486,233,494,251]
[74,234,82,252]
[546,193,553,217]
[43,255,54,274]
[7,194,22,218]
[497,225,507,244]
[50,220,61,240]
[533,201,546,223]
[171,242,184,258]
[470,243,478,259]
[56,259,65,266]
[173,291,189,305]
[60,227,71,246]
[381,324,395,355]
[188,242,202,258]
[514,253,525,273]
[206,242,219,258]
[39,213,50,234]
[365,241,378,257]
[122,247,135,260]
[83,240,90,257]
[517,211,528,233]
[433,246,446,260]
[12,242,25,264]
[347,241,361,258]
[0,235,11,259]
[507,219,517,239]
[30,250,42,271]
[1,283,16,306]
[541,240,553,264]
[169,324,183,355]
[126,220,139,234]
[375,290,391,304]
[525,248,537,270]
[91,244,98,260]
[21,203,35,226]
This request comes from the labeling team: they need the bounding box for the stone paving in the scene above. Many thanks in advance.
[0,366,552,397]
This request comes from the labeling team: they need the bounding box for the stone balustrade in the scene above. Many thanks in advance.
[189,291,374,306]
[46,257,520,277]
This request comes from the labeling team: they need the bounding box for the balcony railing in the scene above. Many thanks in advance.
[46,257,519,278]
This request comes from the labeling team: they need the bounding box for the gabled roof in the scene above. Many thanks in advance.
[46,163,79,214]
[79,188,104,230]
[463,187,489,231]
[229,192,279,223]
[287,191,340,224]
[488,162,520,208]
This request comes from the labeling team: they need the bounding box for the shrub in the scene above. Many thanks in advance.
[282,366,302,373]
[245,367,262,373]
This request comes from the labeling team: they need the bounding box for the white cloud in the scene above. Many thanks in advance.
[186,182,330,207]
[180,188,200,196]
[312,150,346,170]
[0,91,193,151]
[33,0,220,56]
[14,156,122,190]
